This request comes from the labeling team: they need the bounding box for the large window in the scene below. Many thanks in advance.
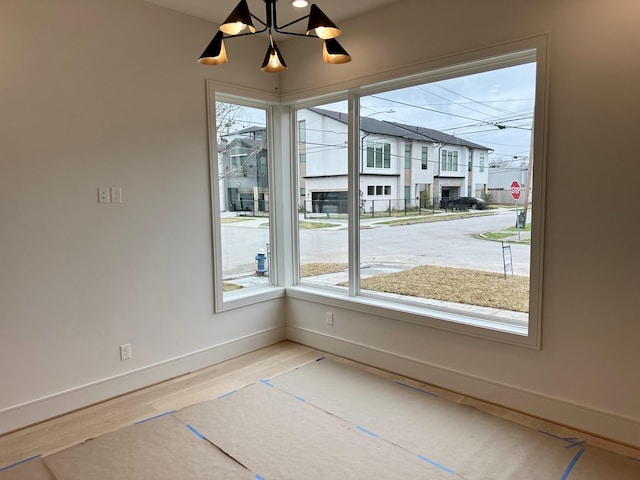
[210,96,274,309]
[293,45,545,346]
[295,101,349,290]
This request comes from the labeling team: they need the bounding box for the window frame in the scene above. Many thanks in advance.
[206,86,284,313]
[421,146,428,170]
[287,38,548,349]
[404,143,412,169]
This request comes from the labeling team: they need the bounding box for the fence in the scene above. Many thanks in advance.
[301,195,503,219]
[230,200,270,217]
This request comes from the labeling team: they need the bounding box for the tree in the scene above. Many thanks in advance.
[216,102,263,181]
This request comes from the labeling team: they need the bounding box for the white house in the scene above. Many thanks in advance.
[297,108,491,213]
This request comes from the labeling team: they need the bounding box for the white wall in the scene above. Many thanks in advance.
[2,0,639,448]
[0,0,284,433]
[282,0,640,446]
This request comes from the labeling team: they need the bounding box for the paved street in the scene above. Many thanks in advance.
[221,208,531,279]
[301,209,530,276]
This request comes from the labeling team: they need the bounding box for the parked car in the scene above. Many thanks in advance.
[450,197,487,210]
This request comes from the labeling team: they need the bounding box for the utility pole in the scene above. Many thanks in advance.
[521,126,534,219]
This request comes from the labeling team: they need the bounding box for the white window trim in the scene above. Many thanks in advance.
[206,85,284,313]
[289,37,548,349]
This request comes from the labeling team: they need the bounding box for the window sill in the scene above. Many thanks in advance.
[285,286,538,349]
[215,286,286,313]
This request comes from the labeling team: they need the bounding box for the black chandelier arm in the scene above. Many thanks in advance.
[250,13,268,28]
[275,14,310,31]
[273,28,315,38]
[220,25,268,39]
[267,0,312,36]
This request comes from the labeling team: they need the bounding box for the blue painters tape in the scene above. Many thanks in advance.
[295,396,306,402]
[417,454,456,475]
[255,475,265,480]
[217,389,238,399]
[186,424,205,440]
[134,410,177,425]
[316,356,326,361]
[396,381,438,397]
[538,431,585,448]
[356,425,378,438]
[260,379,274,388]
[0,454,41,472]
[560,447,585,480]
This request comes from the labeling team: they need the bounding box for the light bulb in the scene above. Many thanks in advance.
[229,21,245,34]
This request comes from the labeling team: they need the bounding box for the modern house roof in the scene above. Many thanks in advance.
[310,107,490,151]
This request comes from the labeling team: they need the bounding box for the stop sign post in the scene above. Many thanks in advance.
[510,181,521,200]
[511,180,525,231]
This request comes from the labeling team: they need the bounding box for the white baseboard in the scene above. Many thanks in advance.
[0,326,285,435]
[286,326,640,448]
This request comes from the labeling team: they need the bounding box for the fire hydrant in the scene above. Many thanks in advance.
[255,248,267,276]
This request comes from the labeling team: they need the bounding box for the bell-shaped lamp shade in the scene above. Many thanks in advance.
[220,0,256,35]
[306,4,341,39]
[322,38,351,64]
[198,32,228,65]
[260,41,288,73]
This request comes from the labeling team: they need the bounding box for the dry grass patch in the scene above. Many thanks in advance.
[222,282,243,292]
[300,262,348,278]
[220,217,253,224]
[360,265,529,313]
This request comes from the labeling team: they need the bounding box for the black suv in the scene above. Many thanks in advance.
[442,197,487,210]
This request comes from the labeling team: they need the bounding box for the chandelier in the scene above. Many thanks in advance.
[198,0,351,73]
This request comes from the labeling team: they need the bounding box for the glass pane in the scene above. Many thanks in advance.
[215,101,271,298]
[358,61,536,323]
[296,101,349,289]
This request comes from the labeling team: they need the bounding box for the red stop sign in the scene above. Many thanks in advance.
[510,181,521,200]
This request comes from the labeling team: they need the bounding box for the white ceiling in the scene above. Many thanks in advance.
[144,0,400,27]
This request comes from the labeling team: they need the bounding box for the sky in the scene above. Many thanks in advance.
[325,62,537,166]
[219,61,537,167]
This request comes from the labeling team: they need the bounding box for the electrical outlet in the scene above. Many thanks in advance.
[98,187,110,204]
[326,312,334,326]
[110,186,122,204]
[120,344,132,361]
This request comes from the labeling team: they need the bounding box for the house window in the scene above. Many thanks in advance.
[367,142,391,169]
[441,150,458,172]
[294,44,544,347]
[421,146,428,169]
[404,143,412,169]
[210,96,274,310]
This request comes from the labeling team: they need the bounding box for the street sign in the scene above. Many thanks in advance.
[502,241,513,279]
[510,181,521,200]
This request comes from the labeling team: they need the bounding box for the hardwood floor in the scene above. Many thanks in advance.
[0,341,321,469]
[1,341,638,470]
